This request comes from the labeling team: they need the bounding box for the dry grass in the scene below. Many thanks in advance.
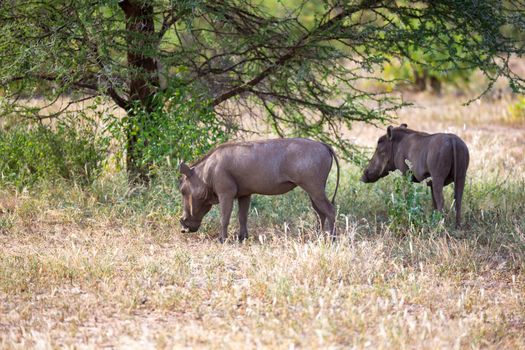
[1,92,525,349]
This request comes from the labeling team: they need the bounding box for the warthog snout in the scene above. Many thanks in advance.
[180,218,200,233]
[361,167,379,183]
[360,170,370,183]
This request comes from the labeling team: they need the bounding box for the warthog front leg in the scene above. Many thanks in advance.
[238,195,251,242]
[218,194,234,243]
[431,178,445,212]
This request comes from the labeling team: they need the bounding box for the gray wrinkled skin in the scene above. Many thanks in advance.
[362,124,470,227]
[179,138,340,242]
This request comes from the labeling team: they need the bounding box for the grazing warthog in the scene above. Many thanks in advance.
[361,124,469,227]
[179,138,340,242]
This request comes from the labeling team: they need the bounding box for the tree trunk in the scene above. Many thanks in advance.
[124,109,148,184]
[413,67,428,92]
[119,0,159,183]
[429,75,442,95]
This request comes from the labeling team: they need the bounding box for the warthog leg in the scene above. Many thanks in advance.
[454,173,466,228]
[431,178,445,212]
[309,196,326,232]
[301,184,336,238]
[238,195,251,242]
[428,182,438,210]
[218,193,235,243]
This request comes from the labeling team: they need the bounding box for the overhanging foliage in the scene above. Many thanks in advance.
[1,0,524,168]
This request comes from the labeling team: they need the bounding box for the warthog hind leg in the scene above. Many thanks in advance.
[310,196,327,231]
[454,173,466,228]
[301,184,336,239]
[429,183,438,210]
[431,177,445,212]
[237,195,251,242]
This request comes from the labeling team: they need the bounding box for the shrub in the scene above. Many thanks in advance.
[0,122,105,187]
[387,168,444,233]
[106,86,233,174]
[507,96,525,123]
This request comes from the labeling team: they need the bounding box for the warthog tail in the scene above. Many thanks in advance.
[452,137,461,227]
[452,139,465,228]
[323,143,340,204]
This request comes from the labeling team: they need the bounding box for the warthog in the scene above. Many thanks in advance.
[179,138,340,242]
[361,124,469,227]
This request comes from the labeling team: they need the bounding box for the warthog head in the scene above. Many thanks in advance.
[361,124,407,183]
[178,163,217,233]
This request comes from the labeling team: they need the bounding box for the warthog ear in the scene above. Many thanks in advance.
[400,123,408,128]
[179,162,193,177]
[387,125,394,140]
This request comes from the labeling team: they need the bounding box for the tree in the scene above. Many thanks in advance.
[1,0,524,181]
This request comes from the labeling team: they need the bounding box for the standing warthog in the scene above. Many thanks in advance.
[361,124,469,227]
[179,138,340,242]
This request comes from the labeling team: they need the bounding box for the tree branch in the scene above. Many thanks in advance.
[211,1,384,106]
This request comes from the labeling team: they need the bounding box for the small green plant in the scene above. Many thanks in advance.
[507,96,525,123]
[387,167,444,233]
[0,215,13,234]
